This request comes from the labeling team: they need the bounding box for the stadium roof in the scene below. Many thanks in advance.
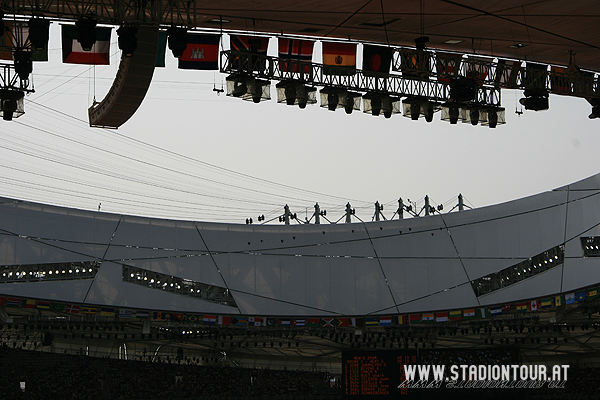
[189,1,600,72]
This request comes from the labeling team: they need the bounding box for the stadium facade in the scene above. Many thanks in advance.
[0,172,599,318]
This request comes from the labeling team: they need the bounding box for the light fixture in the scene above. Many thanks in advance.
[28,18,50,51]
[402,98,441,122]
[519,89,549,111]
[14,51,32,81]
[319,87,361,114]
[226,74,270,103]
[362,93,400,118]
[75,16,97,52]
[481,107,506,128]
[443,39,463,45]
[440,102,461,124]
[449,77,477,102]
[117,26,138,58]
[0,90,25,121]
[276,80,317,108]
[167,26,187,58]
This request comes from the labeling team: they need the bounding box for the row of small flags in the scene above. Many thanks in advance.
[0,22,391,73]
[1,288,597,327]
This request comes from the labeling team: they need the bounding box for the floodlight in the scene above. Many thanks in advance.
[167,26,187,58]
[276,81,317,108]
[117,26,138,57]
[75,16,97,51]
[28,18,50,51]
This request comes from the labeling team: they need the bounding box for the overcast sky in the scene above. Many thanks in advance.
[2,23,599,224]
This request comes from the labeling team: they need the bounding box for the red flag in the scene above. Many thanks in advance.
[278,38,314,72]
[178,34,220,70]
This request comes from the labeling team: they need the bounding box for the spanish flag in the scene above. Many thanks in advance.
[322,42,356,75]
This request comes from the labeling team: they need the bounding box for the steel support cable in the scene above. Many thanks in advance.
[24,99,368,205]
[13,121,326,205]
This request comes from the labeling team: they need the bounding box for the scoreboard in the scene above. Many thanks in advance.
[343,350,417,398]
[342,349,521,400]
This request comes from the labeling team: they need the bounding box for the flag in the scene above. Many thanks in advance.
[233,316,247,326]
[490,306,502,316]
[278,319,291,327]
[524,62,548,89]
[202,315,216,325]
[278,38,314,72]
[465,56,490,82]
[265,318,277,327]
[6,297,20,307]
[379,316,393,326]
[218,316,231,325]
[550,66,571,94]
[337,317,350,327]
[449,310,462,321]
[477,308,487,319]
[540,298,553,309]
[409,314,421,324]
[435,312,448,323]
[248,317,261,327]
[0,22,48,61]
[0,297,5,306]
[293,319,305,327]
[398,315,408,325]
[66,304,80,314]
[229,35,269,72]
[565,293,576,304]
[421,313,434,323]
[155,30,167,67]
[186,314,200,324]
[307,318,321,328]
[495,59,521,87]
[100,307,115,317]
[463,309,476,319]
[62,25,111,65]
[171,313,184,322]
[52,302,66,312]
[152,311,166,320]
[365,316,379,326]
[322,42,356,75]
[399,48,430,79]
[436,52,462,82]
[554,295,564,307]
[529,300,539,311]
[322,318,335,328]
[588,288,598,299]
[23,299,36,309]
[35,300,50,309]
[84,307,97,315]
[178,33,220,70]
[576,290,587,302]
[136,310,149,319]
[119,309,133,319]
[504,305,511,312]
[516,302,528,312]
[362,44,392,75]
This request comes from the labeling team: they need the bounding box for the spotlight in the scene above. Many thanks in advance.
[226,74,270,103]
[117,26,138,57]
[519,89,549,111]
[320,88,361,113]
[14,51,32,81]
[441,103,460,124]
[449,77,477,102]
[75,16,97,52]
[482,107,505,128]
[28,18,50,51]
[276,81,317,108]
[0,90,24,121]
[167,26,187,58]
[402,98,440,121]
[362,93,399,118]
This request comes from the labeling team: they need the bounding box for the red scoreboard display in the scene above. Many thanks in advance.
[343,350,417,398]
